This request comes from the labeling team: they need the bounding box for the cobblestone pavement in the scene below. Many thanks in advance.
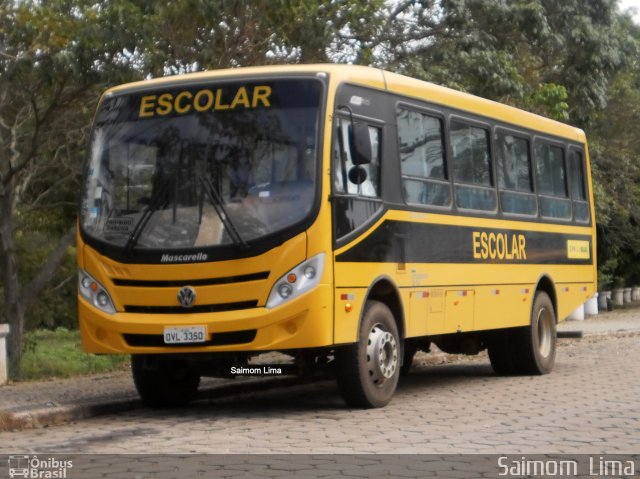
[2,308,638,420]
[1,332,638,455]
[0,352,296,415]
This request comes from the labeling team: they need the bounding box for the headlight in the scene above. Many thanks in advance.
[266,253,325,309]
[78,269,116,314]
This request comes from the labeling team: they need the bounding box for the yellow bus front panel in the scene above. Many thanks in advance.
[79,283,333,354]
[79,231,335,354]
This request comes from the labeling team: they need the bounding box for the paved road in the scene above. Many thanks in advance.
[1,333,638,455]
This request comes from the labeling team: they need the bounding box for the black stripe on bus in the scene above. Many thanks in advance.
[335,220,592,265]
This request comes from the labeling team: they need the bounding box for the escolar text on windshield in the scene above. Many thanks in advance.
[138,85,272,118]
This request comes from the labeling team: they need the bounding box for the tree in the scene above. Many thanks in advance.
[382,0,633,123]
[588,15,640,288]
[125,0,392,72]
[0,0,140,375]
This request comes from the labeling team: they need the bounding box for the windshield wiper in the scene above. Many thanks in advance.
[200,177,248,249]
[124,180,171,253]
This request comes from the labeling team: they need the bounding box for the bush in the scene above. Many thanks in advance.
[20,328,129,380]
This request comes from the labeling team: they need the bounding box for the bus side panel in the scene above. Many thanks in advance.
[556,282,596,322]
[334,287,369,344]
[334,257,596,342]
[407,289,430,337]
[472,285,532,331]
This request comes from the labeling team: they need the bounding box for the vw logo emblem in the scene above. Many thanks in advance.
[177,286,196,308]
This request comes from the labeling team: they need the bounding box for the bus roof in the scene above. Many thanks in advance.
[104,63,585,143]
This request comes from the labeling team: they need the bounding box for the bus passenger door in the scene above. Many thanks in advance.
[445,289,475,332]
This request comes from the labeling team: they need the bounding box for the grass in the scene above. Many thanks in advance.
[19,328,129,380]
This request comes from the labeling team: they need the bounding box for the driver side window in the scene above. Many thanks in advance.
[333,117,381,198]
[332,116,383,241]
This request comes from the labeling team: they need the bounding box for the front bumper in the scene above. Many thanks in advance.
[79,284,333,354]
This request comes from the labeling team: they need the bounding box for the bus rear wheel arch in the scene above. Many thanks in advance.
[335,300,401,408]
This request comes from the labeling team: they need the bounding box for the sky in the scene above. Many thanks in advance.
[618,0,640,23]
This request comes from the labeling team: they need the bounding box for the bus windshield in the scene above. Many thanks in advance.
[80,79,322,251]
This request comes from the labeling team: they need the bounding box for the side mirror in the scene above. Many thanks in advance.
[350,122,372,165]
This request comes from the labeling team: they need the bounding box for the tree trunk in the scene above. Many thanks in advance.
[4,291,24,378]
[0,185,24,377]
[23,225,76,311]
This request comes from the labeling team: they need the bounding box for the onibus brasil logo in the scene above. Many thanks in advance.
[7,456,73,478]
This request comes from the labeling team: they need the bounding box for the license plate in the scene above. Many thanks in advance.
[163,326,207,344]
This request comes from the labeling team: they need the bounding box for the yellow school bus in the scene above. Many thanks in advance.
[77,64,596,408]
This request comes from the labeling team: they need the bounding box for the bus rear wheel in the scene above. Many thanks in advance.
[335,300,401,408]
[132,355,200,408]
[487,291,556,376]
[515,291,557,374]
[487,329,518,375]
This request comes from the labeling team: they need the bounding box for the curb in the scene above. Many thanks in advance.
[0,397,141,431]
[0,374,325,432]
[557,328,640,338]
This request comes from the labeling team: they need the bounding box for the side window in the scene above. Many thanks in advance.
[535,141,571,219]
[333,118,380,198]
[496,132,536,216]
[450,120,496,211]
[396,108,450,207]
[332,116,383,240]
[569,149,590,222]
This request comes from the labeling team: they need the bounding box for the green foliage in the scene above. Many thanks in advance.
[589,24,640,286]
[527,83,569,121]
[388,0,635,125]
[20,328,129,380]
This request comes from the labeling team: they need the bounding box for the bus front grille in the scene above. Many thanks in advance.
[112,271,269,287]
[124,300,258,314]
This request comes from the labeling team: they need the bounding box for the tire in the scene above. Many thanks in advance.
[335,300,401,408]
[400,341,418,376]
[488,291,556,375]
[131,355,200,408]
[514,291,557,374]
[487,329,518,375]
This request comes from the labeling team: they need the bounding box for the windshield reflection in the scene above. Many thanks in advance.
[81,79,321,251]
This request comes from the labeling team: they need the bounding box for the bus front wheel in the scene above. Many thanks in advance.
[132,355,200,408]
[335,300,401,408]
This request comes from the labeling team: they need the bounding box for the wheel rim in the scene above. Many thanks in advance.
[366,323,399,386]
[536,306,553,358]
